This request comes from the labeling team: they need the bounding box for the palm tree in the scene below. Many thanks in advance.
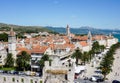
[88,50,94,62]
[82,52,89,65]
[39,59,45,69]
[16,51,30,71]
[99,45,105,52]
[4,53,14,67]
[98,56,112,80]
[71,48,82,65]
[39,54,50,75]
[98,42,120,80]
[39,54,50,69]
[41,54,49,61]
[92,41,100,54]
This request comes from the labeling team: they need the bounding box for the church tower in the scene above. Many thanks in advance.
[66,24,70,37]
[8,27,16,59]
[87,31,92,50]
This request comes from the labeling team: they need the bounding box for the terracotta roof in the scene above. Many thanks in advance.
[31,46,48,54]
[73,36,88,41]
[49,43,75,50]
[93,35,106,40]
[80,41,88,47]
[16,47,31,55]
[63,43,75,49]
[63,36,70,43]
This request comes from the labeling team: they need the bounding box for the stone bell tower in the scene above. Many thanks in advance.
[66,24,70,37]
[87,31,92,50]
[8,27,16,59]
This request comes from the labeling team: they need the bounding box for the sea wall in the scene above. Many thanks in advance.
[0,74,43,83]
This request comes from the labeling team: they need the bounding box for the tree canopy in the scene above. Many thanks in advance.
[92,41,100,54]
[71,48,82,65]
[0,33,8,42]
[16,51,30,71]
[98,42,120,80]
[39,54,50,68]
[4,53,14,67]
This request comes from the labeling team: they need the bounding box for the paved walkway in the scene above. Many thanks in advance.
[84,56,103,79]
[107,48,120,82]
[75,48,120,83]
[85,48,120,82]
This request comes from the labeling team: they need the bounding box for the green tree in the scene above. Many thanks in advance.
[39,54,50,76]
[81,52,89,65]
[71,49,82,65]
[16,33,26,39]
[16,51,30,71]
[39,59,45,69]
[92,41,100,54]
[4,53,14,67]
[99,45,105,52]
[88,50,94,62]
[98,43,120,80]
[98,56,112,80]
[0,33,8,42]
[41,54,49,61]
[39,54,50,68]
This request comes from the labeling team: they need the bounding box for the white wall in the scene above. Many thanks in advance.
[98,40,106,46]
[82,46,90,52]
[0,75,43,83]
[107,38,118,47]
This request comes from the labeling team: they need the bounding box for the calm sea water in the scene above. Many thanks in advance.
[113,34,120,42]
[48,27,120,42]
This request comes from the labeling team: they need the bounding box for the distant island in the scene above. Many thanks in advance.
[0,23,55,33]
[46,26,120,35]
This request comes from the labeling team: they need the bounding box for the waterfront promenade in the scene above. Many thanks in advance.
[107,48,120,82]
[84,48,120,82]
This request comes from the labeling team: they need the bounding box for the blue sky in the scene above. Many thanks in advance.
[0,0,120,29]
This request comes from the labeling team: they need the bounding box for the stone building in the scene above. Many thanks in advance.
[43,55,75,83]
[8,28,17,59]
[0,42,7,66]
[0,74,43,83]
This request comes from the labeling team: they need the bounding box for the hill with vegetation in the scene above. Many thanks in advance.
[0,23,54,33]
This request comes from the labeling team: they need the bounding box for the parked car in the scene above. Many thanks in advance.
[3,70,8,74]
[25,71,31,76]
[30,71,36,76]
[112,80,120,83]
[35,72,40,76]
[18,71,25,75]
[0,70,3,73]
[89,75,104,82]
[13,71,19,75]
[7,71,11,74]
[10,70,14,74]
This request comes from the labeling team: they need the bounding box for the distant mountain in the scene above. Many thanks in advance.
[0,23,53,33]
[0,23,120,35]
[46,26,120,35]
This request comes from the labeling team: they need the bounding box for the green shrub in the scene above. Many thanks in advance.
[21,78,24,82]
[4,77,6,81]
[12,78,15,82]
[40,80,42,83]
[30,79,33,83]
